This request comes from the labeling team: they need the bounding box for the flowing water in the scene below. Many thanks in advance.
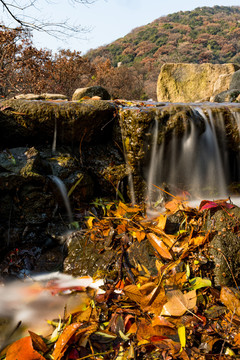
[146,103,240,209]
[48,175,73,224]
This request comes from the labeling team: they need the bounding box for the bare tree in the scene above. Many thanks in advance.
[0,0,96,39]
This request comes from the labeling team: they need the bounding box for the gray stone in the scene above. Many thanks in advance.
[212,89,240,103]
[229,69,240,91]
[72,86,111,101]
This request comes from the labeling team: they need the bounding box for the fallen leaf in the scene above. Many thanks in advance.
[156,214,167,230]
[220,286,240,317]
[199,199,234,211]
[123,284,143,304]
[189,235,207,247]
[147,233,172,260]
[6,336,46,360]
[189,277,212,290]
[178,325,186,352]
[29,331,49,354]
[51,323,81,360]
[135,230,146,242]
[161,289,197,317]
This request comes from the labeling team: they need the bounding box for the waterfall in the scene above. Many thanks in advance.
[48,175,73,224]
[146,104,240,208]
[52,117,57,154]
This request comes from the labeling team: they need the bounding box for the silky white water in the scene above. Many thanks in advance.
[146,103,240,209]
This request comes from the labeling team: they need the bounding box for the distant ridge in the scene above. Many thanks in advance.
[86,6,240,67]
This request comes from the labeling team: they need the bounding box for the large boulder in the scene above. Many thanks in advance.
[0,99,117,147]
[72,86,111,101]
[157,63,239,102]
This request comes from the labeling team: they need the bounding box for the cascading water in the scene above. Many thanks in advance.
[146,103,240,208]
[48,175,73,224]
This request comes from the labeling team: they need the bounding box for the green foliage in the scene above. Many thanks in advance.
[86,6,240,67]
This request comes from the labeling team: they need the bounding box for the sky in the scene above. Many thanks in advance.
[1,0,240,54]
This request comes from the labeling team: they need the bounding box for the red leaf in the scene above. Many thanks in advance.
[199,199,234,212]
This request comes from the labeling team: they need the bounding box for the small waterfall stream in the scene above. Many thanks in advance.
[145,103,240,208]
[48,175,73,224]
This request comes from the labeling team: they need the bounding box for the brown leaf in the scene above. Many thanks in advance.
[161,289,197,317]
[51,323,81,360]
[123,284,143,304]
[29,331,49,354]
[220,286,240,317]
[147,233,172,260]
[6,336,46,360]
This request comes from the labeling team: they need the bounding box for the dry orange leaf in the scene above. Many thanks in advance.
[135,230,146,242]
[151,315,175,328]
[165,199,186,213]
[234,333,240,346]
[189,235,206,247]
[51,323,81,360]
[220,286,240,317]
[115,201,140,217]
[147,233,172,260]
[6,336,46,360]
[161,289,197,317]
[156,214,167,230]
[123,284,143,304]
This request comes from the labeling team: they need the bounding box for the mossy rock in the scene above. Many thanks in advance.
[0,99,117,148]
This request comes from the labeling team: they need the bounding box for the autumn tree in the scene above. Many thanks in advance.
[46,49,95,98]
[91,59,146,100]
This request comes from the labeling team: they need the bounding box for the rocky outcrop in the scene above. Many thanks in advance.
[72,86,111,101]
[0,99,117,148]
[157,63,239,103]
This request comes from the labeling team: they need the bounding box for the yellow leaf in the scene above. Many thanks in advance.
[156,214,167,230]
[147,233,172,260]
[86,216,95,229]
[178,325,186,352]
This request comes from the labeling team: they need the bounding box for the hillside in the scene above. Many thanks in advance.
[86,6,240,67]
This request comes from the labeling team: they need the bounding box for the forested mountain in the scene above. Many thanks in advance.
[86,6,240,67]
[1,6,240,101]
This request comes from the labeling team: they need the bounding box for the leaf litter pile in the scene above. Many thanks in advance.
[1,197,240,360]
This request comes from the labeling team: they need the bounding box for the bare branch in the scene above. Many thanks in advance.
[0,0,97,40]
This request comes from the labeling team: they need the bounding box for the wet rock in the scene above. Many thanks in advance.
[0,99,117,148]
[82,142,126,198]
[203,206,240,286]
[64,231,118,278]
[64,231,159,279]
[72,86,111,101]
[126,239,159,276]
